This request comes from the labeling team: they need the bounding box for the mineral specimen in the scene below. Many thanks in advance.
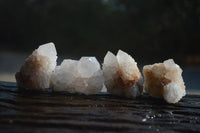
[15,42,57,90]
[143,59,186,103]
[51,57,104,95]
[103,50,143,98]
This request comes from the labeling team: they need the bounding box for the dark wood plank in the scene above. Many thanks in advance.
[0,81,200,133]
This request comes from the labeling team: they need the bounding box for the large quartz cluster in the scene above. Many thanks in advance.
[15,43,57,90]
[143,59,186,103]
[51,57,104,95]
[103,50,143,98]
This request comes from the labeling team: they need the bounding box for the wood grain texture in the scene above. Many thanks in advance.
[0,81,200,133]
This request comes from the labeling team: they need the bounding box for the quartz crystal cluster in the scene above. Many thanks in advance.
[51,57,104,95]
[143,59,186,103]
[15,42,57,90]
[103,50,143,98]
[15,43,186,103]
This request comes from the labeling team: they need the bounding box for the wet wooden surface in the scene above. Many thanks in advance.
[0,81,200,133]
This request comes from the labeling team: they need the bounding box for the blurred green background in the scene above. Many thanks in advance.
[0,0,199,93]
[1,0,199,61]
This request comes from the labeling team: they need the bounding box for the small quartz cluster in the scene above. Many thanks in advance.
[51,57,104,95]
[103,50,143,98]
[15,42,57,90]
[143,59,186,103]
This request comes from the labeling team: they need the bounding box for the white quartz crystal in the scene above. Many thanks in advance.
[15,42,57,90]
[77,57,101,78]
[103,50,143,98]
[37,43,57,70]
[143,59,186,103]
[163,82,186,104]
[50,59,78,93]
[51,57,104,95]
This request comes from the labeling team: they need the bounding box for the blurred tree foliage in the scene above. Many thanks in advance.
[0,0,199,62]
